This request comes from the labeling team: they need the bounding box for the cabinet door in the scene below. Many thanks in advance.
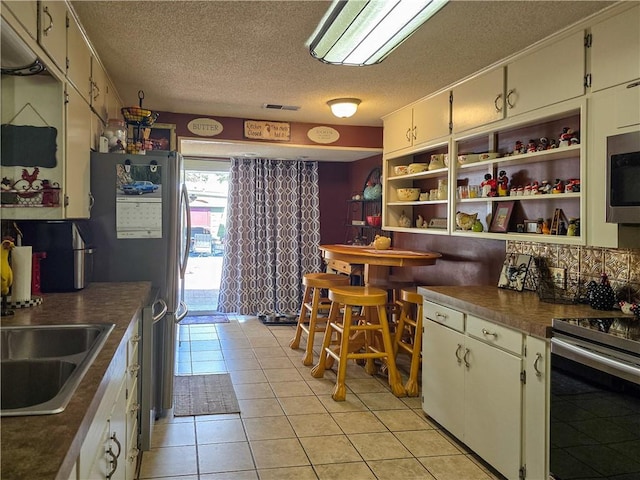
[452,68,504,134]
[38,1,67,73]
[464,336,522,480]
[507,32,584,117]
[110,380,128,480]
[525,336,549,480]
[383,107,413,154]
[413,91,451,145]
[3,1,38,40]
[67,14,92,104]
[91,56,109,122]
[422,320,465,439]
[590,4,640,92]
[65,84,92,218]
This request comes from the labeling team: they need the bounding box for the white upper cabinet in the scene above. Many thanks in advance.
[452,67,505,134]
[589,4,640,92]
[91,56,109,122]
[506,31,585,118]
[38,1,68,73]
[383,91,450,155]
[412,91,451,146]
[65,83,92,218]
[67,13,92,104]
[2,1,38,40]
[383,105,416,154]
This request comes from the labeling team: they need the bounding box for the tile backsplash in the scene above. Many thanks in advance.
[506,241,640,304]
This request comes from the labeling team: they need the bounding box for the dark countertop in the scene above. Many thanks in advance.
[418,285,630,338]
[0,282,152,480]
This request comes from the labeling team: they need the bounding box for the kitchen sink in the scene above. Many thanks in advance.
[0,324,115,416]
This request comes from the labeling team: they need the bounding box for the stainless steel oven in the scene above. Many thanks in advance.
[550,317,640,480]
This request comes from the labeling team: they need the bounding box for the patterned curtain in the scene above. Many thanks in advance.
[217,158,322,315]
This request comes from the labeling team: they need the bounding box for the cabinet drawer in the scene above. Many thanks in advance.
[466,315,523,355]
[423,301,464,332]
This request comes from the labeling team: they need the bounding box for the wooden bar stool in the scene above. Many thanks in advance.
[310,286,406,401]
[393,288,423,397]
[289,273,350,365]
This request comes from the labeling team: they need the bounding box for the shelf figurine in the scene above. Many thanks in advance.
[527,139,537,153]
[565,178,580,193]
[538,137,549,151]
[514,140,524,155]
[559,127,574,147]
[481,173,497,197]
[416,215,425,228]
[540,180,552,194]
[497,170,509,196]
[530,181,540,195]
[552,178,565,194]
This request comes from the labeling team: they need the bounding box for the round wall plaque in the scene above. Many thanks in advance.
[187,118,224,137]
[307,126,340,144]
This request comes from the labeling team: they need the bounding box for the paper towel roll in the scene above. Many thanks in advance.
[11,246,32,302]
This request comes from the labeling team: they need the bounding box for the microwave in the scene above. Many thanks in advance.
[606,130,640,223]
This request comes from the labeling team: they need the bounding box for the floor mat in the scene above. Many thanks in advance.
[173,374,240,416]
[181,314,229,325]
[258,314,299,326]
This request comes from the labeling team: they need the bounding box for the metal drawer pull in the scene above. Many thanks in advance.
[435,311,448,320]
[405,128,412,142]
[129,364,140,376]
[627,80,640,89]
[494,93,503,112]
[110,433,122,458]
[506,89,515,108]
[455,344,463,364]
[131,334,141,345]
[105,448,117,479]
[481,328,497,338]
[463,348,470,368]
[43,7,53,35]
[533,353,543,377]
[130,403,140,415]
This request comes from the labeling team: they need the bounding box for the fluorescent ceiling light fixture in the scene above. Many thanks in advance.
[328,98,361,118]
[308,0,448,66]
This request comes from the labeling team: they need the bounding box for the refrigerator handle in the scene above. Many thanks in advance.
[180,184,191,279]
[152,298,168,324]
[175,300,188,323]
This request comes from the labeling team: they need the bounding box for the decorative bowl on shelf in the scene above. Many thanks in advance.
[396,188,421,201]
[407,163,428,174]
[394,165,408,175]
[479,152,500,161]
[457,154,480,165]
[366,215,382,227]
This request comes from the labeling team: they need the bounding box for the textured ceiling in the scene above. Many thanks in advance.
[71,0,614,160]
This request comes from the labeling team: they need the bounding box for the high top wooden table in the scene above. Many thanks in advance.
[319,244,441,286]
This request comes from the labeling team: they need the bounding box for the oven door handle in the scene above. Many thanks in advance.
[551,337,640,385]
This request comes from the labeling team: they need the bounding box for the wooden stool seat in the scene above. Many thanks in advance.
[310,286,406,401]
[393,287,423,397]
[289,273,350,365]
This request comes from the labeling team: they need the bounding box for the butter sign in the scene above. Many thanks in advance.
[244,120,290,141]
[307,126,340,144]
[187,118,223,137]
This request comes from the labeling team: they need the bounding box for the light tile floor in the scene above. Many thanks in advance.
[139,316,506,480]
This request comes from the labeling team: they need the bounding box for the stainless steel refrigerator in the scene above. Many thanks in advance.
[90,151,190,449]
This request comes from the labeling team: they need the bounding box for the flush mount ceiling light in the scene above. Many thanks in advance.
[308,0,448,66]
[328,98,361,118]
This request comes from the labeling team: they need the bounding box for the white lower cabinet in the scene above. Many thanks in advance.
[524,335,549,480]
[77,316,141,480]
[422,301,546,480]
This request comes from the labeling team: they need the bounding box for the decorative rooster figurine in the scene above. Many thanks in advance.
[1,238,15,316]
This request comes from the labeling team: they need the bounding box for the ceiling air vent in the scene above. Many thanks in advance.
[263,103,300,111]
